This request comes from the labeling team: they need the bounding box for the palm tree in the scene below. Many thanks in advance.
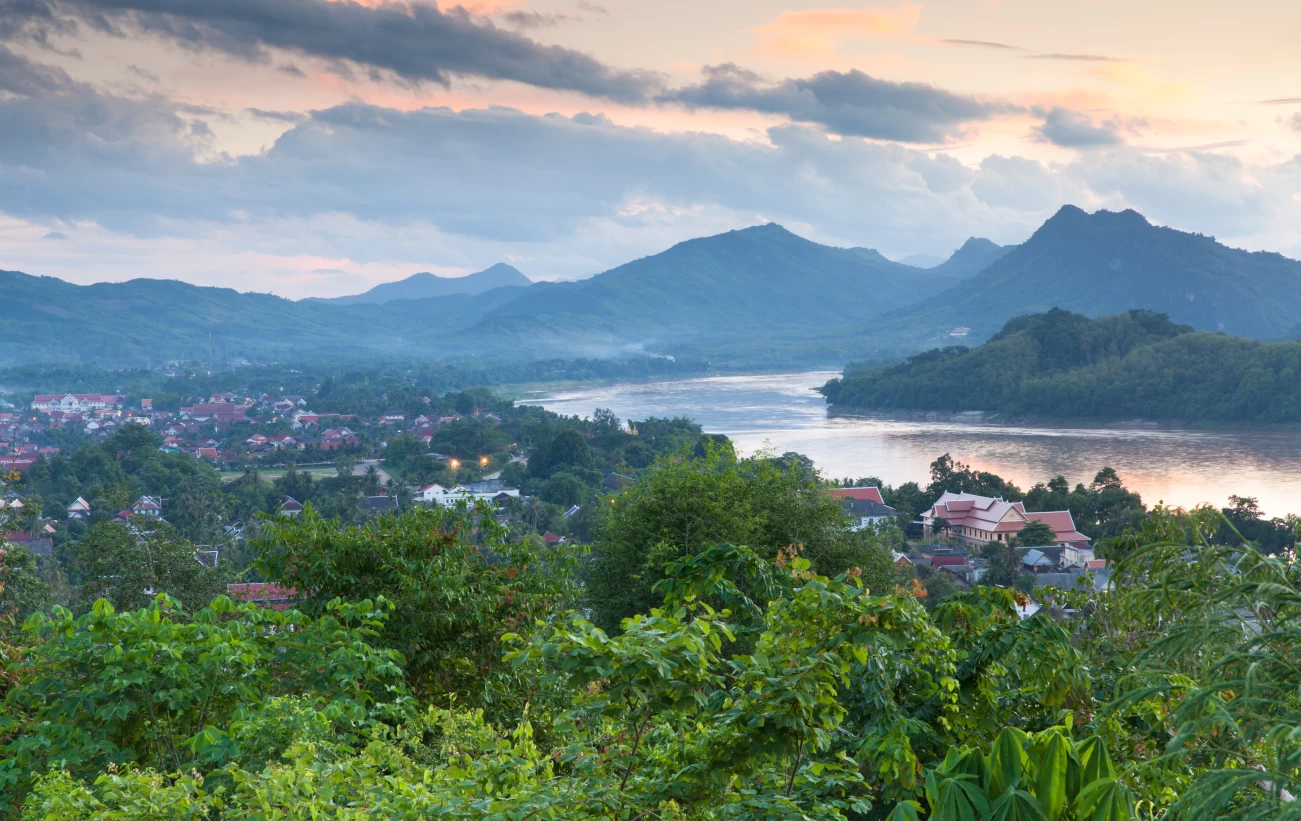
[386,475,411,511]
[525,496,547,531]
[362,464,381,496]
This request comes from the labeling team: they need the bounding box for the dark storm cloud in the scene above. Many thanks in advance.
[2,0,662,102]
[662,64,1015,143]
[1033,107,1125,148]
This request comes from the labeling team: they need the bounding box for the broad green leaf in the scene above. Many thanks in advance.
[1076,736,1116,786]
[886,800,922,821]
[987,789,1049,821]
[926,771,989,821]
[1032,731,1072,819]
[1074,778,1132,821]
[988,727,1030,798]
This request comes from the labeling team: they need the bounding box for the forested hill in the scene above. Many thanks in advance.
[0,225,978,366]
[463,223,972,343]
[0,270,527,366]
[822,308,1301,424]
[883,205,1301,341]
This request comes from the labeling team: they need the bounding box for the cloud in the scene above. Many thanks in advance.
[1033,107,1126,148]
[663,64,1013,143]
[1289,113,1301,133]
[1256,97,1301,105]
[1027,53,1121,62]
[500,10,572,29]
[126,63,159,83]
[753,5,923,58]
[43,230,68,240]
[941,38,1023,50]
[0,43,75,94]
[247,107,308,123]
[3,0,662,102]
[576,0,608,14]
[1,50,1299,294]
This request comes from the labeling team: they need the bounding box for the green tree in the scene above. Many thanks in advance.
[1015,520,1059,547]
[254,504,578,708]
[0,542,51,635]
[0,594,404,808]
[69,520,224,614]
[980,539,1023,586]
[585,444,861,633]
[536,427,591,478]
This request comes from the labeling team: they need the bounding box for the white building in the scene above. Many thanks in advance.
[413,483,519,507]
[32,394,124,412]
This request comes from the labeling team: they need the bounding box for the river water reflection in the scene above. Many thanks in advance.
[528,371,1301,518]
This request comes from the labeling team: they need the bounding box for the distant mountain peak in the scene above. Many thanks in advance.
[955,237,1002,254]
[316,263,530,305]
[730,222,796,238]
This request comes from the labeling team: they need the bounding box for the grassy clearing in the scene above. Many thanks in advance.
[219,466,340,483]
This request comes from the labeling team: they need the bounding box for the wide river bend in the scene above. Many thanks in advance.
[528,371,1301,518]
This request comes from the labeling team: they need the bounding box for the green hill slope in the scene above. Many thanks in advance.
[885,206,1301,341]
[824,308,1301,423]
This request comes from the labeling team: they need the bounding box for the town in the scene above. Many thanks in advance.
[2,385,1129,622]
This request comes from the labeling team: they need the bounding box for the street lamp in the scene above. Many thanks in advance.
[449,458,460,471]
[479,456,489,468]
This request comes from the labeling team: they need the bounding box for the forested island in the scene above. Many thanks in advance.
[822,308,1301,424]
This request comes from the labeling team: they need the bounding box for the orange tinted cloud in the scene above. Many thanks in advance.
[754,4,924,59]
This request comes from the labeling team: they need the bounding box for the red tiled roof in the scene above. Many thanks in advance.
[931,555,967,567]
[829,487,885,504]
[1024,511,1091,544]
[925,492,1027,531]
[227,582,297,611]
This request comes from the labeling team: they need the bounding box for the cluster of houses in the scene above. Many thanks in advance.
[828,487,1109,603]
[4,389,515,475]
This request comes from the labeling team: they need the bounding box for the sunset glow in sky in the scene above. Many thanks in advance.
[2,0,1300,297]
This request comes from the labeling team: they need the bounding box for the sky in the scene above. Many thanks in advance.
[1,0,1299,299]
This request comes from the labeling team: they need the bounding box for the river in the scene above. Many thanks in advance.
[528,371,1301,518]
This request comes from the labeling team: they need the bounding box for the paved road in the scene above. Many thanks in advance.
[353,459,392,486]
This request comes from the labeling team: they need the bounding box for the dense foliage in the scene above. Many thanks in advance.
[825,308,1301,423]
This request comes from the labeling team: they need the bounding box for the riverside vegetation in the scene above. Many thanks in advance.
[823,308,1301,425]
[3,438,1301,819]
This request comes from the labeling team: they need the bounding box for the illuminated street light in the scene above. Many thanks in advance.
[479,456,489,467]
[449,458,460,470]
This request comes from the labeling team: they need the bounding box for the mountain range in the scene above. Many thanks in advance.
[2,205,1299,367]
[881,206,1301,342]
[310,263,531,305]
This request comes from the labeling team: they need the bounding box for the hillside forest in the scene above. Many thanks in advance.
[823,308,1301,424]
